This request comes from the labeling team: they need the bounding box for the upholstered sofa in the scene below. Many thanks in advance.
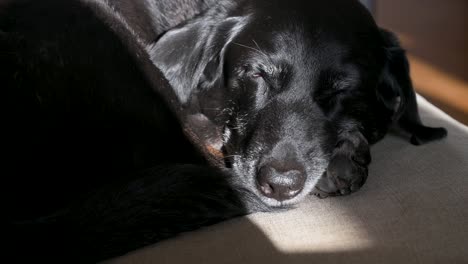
[106,95,468,263]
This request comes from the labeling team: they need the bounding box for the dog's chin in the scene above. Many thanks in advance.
[237,171,325,209]
[256,194,305,209]
[254,177,323,208]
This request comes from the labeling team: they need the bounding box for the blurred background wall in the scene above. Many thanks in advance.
[371,0,468,125]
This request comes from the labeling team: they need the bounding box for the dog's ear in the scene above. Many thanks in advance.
[147,10,249,106]
[377,29,447,145]
[146,10,250,164]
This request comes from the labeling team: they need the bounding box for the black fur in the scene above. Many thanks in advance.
[2,0,446,262]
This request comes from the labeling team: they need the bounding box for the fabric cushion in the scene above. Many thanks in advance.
[108,95,468,264]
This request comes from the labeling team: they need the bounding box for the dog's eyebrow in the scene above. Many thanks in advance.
[232,42,269,58]
[333,74,359,90]
[339,66,361,89]
[319,67,361,91]
[252,39,266,55]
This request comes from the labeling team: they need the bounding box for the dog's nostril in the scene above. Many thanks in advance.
[256,166,306,201]
[259,183,274,196]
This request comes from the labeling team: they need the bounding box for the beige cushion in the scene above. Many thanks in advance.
[108,95,468,264]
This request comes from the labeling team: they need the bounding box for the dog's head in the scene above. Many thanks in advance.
[148,0,411,207]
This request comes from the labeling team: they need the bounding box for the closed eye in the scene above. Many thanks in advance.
[242,63,288,90]
[252,72,264,78]
[314,89,342,102]
[315,68,359,102]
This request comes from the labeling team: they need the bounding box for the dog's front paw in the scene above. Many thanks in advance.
[312,154,368,198]
[327,154,368,195]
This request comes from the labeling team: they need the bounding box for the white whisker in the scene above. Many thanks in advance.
[232,42,268,58]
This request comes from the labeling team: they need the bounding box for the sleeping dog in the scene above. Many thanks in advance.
[2,0,446,262]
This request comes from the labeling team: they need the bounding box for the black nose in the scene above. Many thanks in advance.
[256,165,306,201]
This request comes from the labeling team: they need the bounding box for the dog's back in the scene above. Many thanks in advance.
[1,0,202,221]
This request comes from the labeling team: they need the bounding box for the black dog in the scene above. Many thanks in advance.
[2,0,446,262]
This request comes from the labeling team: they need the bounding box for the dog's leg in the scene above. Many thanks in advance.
[10,165,267,263]
[312,128,371,198]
